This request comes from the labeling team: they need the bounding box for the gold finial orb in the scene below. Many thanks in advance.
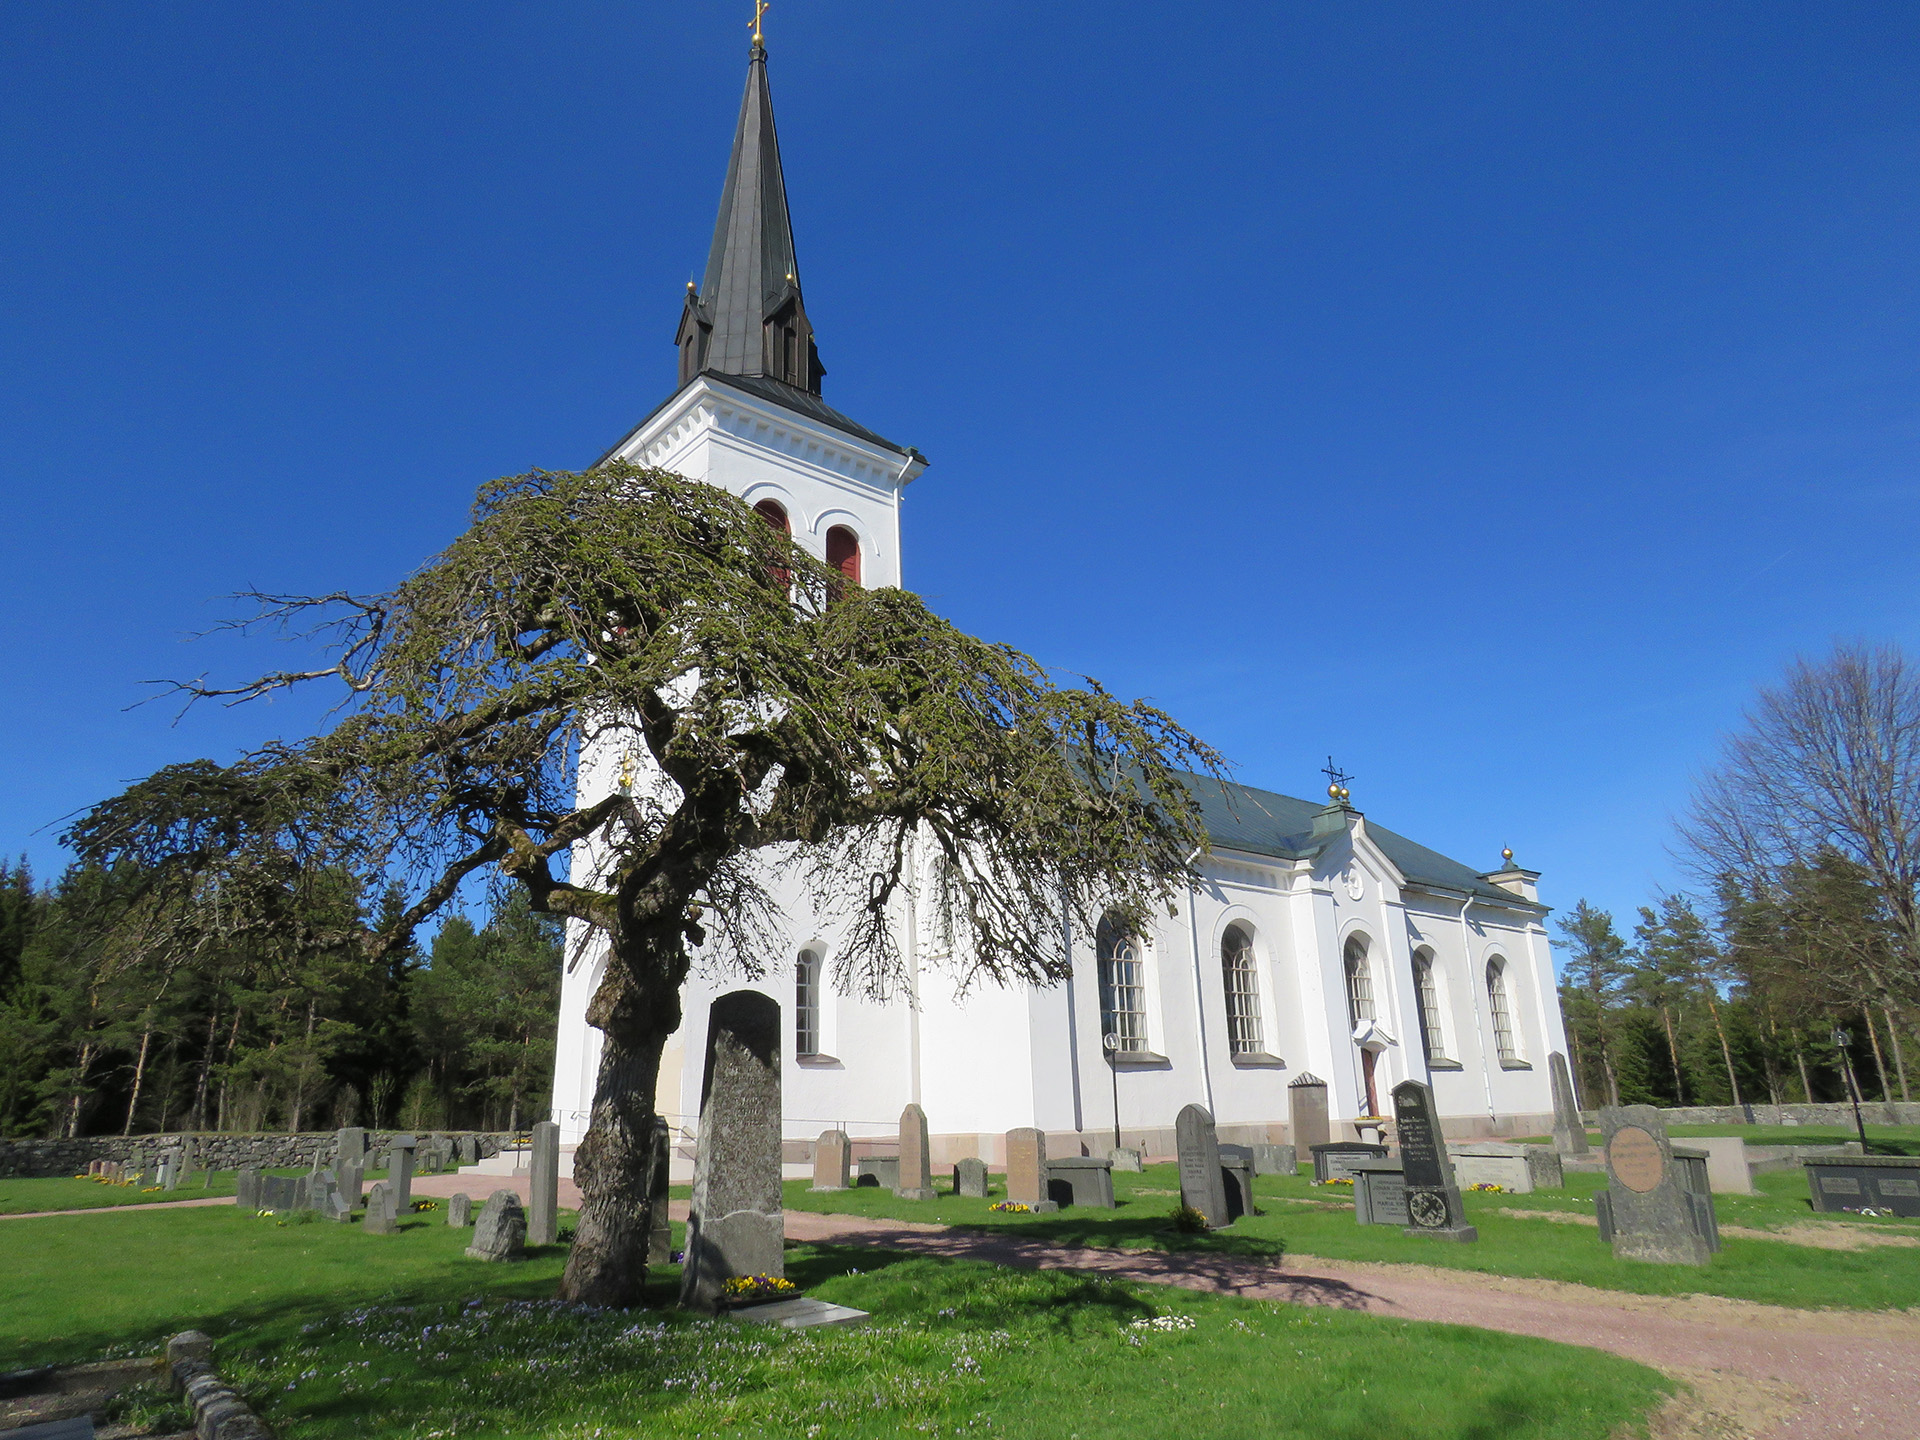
[1339,785,1350,801]
[1501,846,1514,865]
[1328,783,1341,801]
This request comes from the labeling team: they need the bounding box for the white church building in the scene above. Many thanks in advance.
[551,36,1569,1169]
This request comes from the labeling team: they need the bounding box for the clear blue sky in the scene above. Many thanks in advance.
[3,2,1917,948]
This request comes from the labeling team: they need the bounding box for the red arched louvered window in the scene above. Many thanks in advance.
[753,499,790,534]
[825,526,861,586]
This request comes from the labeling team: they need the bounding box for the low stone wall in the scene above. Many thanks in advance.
[0,1129,516,1179]
[1584,1101,1920,1128]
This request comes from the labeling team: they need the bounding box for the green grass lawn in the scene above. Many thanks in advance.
[785,1163,1920,1312]
[2,1204,1672,1440]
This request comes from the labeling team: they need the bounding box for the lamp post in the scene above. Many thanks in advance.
[1831,1026,1872,1153]
[1102,1032,1122,1154]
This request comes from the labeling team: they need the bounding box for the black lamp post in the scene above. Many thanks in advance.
[1830,1026,1872,1153]
[1102,1032,1122,1154]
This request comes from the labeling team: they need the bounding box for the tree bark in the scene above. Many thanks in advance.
[1660,1006,1686,1105]
[1864,1009,1891,1102]
[123,1027,154,1137]
[1795,1041,1815,1103]
[1702,990,1742,1107]
[1884,1003,1912,1102]
[558,1018,670,1306]
[189,1005,220,1132]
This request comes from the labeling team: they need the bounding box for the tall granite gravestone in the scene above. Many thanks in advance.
[812,1130,851,1191]
[1289,1073,1331,1153]
[338,1157,364,1211]
[1548,1053,1589,1155]
[895,1104,936,1200]
[364,1180,399,1235]
[1176,1104,1234,1227]
[1004,1128,1056,1211]
[389,1134,418,1213]
[681,991,785,1313]
[1595,1106,1714,1264]
[528,1120,560,1246]
[458,1134,481,1166]
[336,1127,369,1169]
[260,1174,299,1213]
[235,1167,261,1210]
[447,1193,473,1227]
[466,1190,526,1260]
[648,1117,673,1265]
[1391,1080,1477,1242]
[954,1157,989,1198]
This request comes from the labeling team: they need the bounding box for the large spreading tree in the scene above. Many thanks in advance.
[73,463,1220,1305]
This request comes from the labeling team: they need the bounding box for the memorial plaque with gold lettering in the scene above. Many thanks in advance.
[1607,1126,1665,1194]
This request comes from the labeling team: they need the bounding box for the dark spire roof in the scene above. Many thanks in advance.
[675,40,824,395]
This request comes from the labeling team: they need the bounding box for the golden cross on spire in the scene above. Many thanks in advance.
[751,0,769,47]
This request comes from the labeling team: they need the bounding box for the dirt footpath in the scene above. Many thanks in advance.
[778,1209,1920,1440]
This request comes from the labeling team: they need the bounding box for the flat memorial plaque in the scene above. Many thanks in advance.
[725,1298,870,1330]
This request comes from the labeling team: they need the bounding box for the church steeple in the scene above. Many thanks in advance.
[675,36,824,395]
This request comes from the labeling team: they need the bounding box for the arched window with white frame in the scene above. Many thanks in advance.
[1412,948,1447,1065]
[1343,936,1375,1027]
[1221,924,1262,1056]
[1486,955,1522,1065]
[1097,916,1147,1054]
[795,949,822,1058]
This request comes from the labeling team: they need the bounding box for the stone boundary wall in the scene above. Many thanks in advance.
[0,1129,516,1179]
[1581,1101,1920,1128]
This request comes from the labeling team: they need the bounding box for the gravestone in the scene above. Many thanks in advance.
[812,1130,851,1191]
[1252,1143,1297,1176]
[337,1158,364,1211]
[1803,1154,1920,1218]
[260,1174,299,1213]
[1047,1155,1116,1209]
[388,1134,418,1214]
[363,1180,399,1236]
[466,1189,526,1260]
[1310,1142,1389,1183]
[1693,1136,1756,1195]
[335,1127,368,1169]
[528,1120,560,1246]
[680,990,785,1313]
[1548,1052,1589,1155]
[315,1173,350,1222]
[429,1134,452,1173]
[1288,1073,1331,1153]
[1450,1149,1534,1193]
[158,1155,177,1191]
[1176,1104,1233,1227]
[447,1193,473,1227]
[648,1117,673,1265]
[458,1134,481,1166]
[1351,1158,1409,1225]
[895,1104,936,1200]
[1525,1146,1565,1190]
[855,1156,899,1189]
[1216,1144,1256,1219]
[235,1167,261,1210]
[1392,1080,1477,1242]
[954,1157,989,1198]
[1108,1147,1144,1172]
[1004,1128,1056,1211]
[1594,1105,1714,1264]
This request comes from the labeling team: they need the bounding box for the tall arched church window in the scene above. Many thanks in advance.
[796,949,822,1058]
[826,526,861,586]
[1097,916,1146,1054]
[1412,950,1446,1064]
[1221,925,1262,1056]
[754,499,790,533]
[1487,957,1520,1064]
[1343,938,1375,1027]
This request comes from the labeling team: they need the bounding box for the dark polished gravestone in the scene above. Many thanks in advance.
[953,1157,989,1199]
[1310,1142,1389,1184]
[1046,1156,1116,1209]
[1594,1106,1717,1265]
[1391,1080,1477,1242]
[1803,1154,1920,1219]
[388,1134,419,1214]
[680,990,786,1313]
[1176,1104,1236,1227]
[1351,1158,1409,1226]
[1548,1052,1590,1156]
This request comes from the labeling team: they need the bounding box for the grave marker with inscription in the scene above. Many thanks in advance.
[680,991,785,1313]
[363,1180,399,1236]
[1595,1105,1715,1265]
[465,1190,525,1260]
[1288,1073,1331,1153]
[895,1104,936,1200]
[1176,1104,1233,1227]
[1351,1158,1408,1226]
[1391,1080,1477,1242]
[1548,1052,1589,1156]
[811,1130,851,1192]
[1803,1155,1920,1218]
[1004,1128,1056,1211]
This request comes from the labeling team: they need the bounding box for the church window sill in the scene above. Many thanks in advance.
[796,1054,843,1069]
[1229,1051,1287,1069]
[1425,1057,1464,1071]
[1499,1058,1533,1071]
[1109,1051,1172,1071]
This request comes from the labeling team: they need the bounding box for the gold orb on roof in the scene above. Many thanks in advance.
[1329,783,1341,800]
[1338,785,1350,802]
[1502,846,1514,865]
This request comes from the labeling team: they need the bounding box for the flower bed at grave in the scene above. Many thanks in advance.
[1315,1177,1354,1187]
[1467,1182,1508,1193]
[721,1274,799,1305]
[988,1201,1032,1213]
